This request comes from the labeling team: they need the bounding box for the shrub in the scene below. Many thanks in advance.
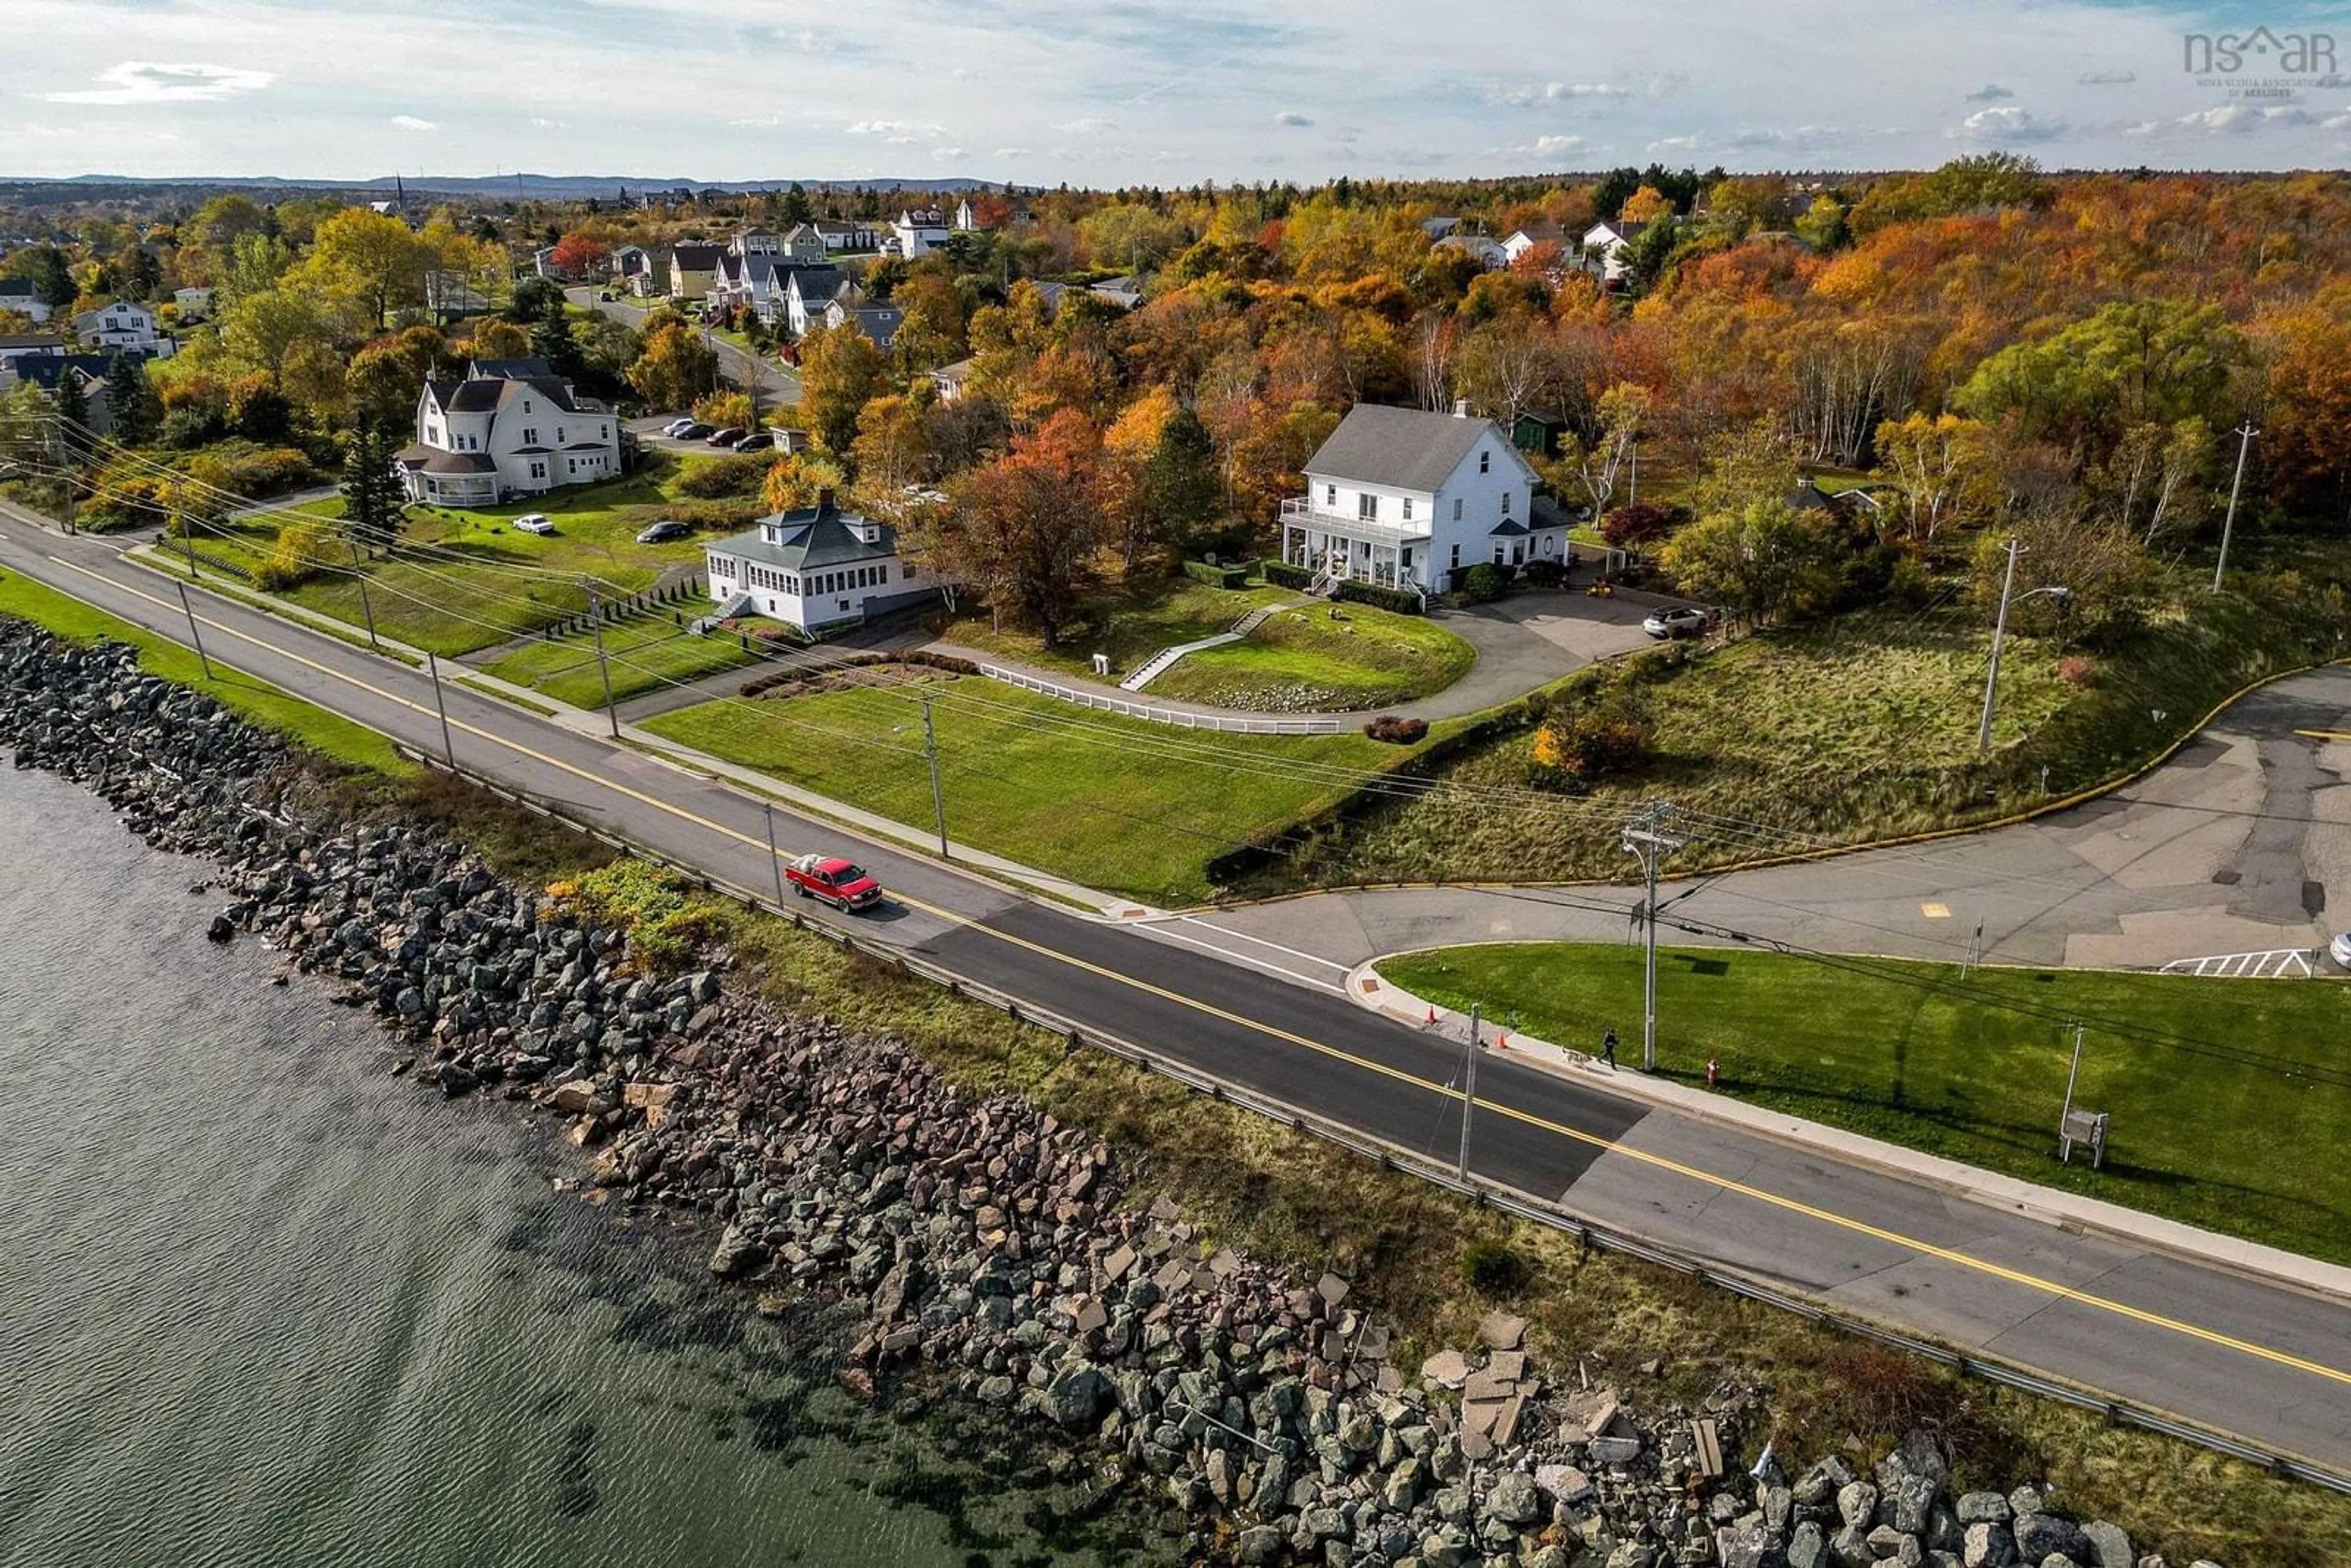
[1461,563,1507,602]
[1529,690,1651,790]
[550,859,719,975]
[1181,558,1251,589]
[1600,501,1680,548]
[1333,579,1423,614]
[1260,560,1313,590]
[1521,558,1567,588]
[1462,1240,1531,1297]
[1363,715,1429,745]
[662,498,762,530]
[253,514,336,592]
[673,453,771,499]
[2059,655,2095,687]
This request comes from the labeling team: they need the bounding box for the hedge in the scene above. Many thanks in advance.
[1182,559,1251,589]
[1333,579,1423,615]
[1259,560,1314,590]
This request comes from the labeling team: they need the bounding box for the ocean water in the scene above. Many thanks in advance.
[0,762,1158,1568]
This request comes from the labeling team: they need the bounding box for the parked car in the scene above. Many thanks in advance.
[635,519,691,544]
[733,431,774,452]
[1641,607,1712,640]
[661,417,698,438]
[512,514,557,536]
[785,853,882,912]
[599,290,617,301]
[705,427,746,447]
[673,421,713,441]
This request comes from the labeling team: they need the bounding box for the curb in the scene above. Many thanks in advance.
[1346,958,2351,1311]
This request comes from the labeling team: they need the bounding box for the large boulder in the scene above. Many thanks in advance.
[1962,1521,2014,1568]
[2012,1514,2088,1563]
[2076,1521,2132,1568]
[1482,1470,1542,1528]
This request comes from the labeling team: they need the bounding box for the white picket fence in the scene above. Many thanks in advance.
[978,663,1346,735]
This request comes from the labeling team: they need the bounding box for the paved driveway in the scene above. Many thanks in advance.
[1398,591,1657,719]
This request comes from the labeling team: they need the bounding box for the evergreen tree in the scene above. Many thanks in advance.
[106,353,162,446]
[341,418,402,550]
[1146,404,1220,546]
[54,366,88,432]
[530,309,583,379]
[781,182,814,226]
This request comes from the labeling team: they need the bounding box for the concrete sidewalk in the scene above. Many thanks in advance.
[1352,959,2351,1309]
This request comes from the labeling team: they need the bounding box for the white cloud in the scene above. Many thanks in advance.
[1952,105,2069,142]
[390,114,437,130]
[2077,69,2135,85]
[932,145,969,160]
[1550,81,1628,100]
[46,61,274,105]
[2172,103,2313,134]
[729,114,786,128]
[529,116,568,130]
[846,118,943,136]
[1533,133,1584,154]
[20,123,77,139]
[1965,83,2014,102]
[1646,133,1701,154]
[993,146,1029,158]
[1052,117,1117,134]
[1273,110,1313,127]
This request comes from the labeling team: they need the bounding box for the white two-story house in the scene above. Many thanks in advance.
[394,358,621,507]
[73,301,173,359]
[891,208,950,259]
[703,492,947,634]
[1281,403,1560,597]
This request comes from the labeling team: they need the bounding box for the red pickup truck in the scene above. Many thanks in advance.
[786,853,883,912]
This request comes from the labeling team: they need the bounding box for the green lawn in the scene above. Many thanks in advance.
[0,569,412,777]
[481,611,762,710]
[199,459,752,659]
[1386,941,2351,1266]
[639,672,1411,904]
[1151,601,1475,712]
[941,579,1294,680]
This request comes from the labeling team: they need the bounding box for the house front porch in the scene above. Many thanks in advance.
[1278,502,1431,591]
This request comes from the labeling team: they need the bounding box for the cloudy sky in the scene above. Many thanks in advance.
[6,0,2349,184]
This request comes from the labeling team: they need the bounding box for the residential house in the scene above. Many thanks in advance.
[929,357,975,403]
[667,242,724,305]
[1,354,116,435]
[731,231,782,258]
[1500,220,1565,267]
[713,252,792,324]
[73,301,173,359]
[1580,220,1648,283]
[785,267,860,337]
[778,225,830,264]
[953,197,978,231]
[1420,216,1461,239]
[811,219,883,253]
[0,279,54,323]
[395,358,620,506]
[1280,402,1559,596]
[702,492,947,634]
[1435,234,1507,270]
[171,286,214,320]
[0,332,68,360]
[612,245,665,296]
[1088,275,1146,310]
[823,301,904,352]
[891,208,950,259]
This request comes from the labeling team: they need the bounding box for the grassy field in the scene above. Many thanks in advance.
[1273,571,2351,891]
[479,610,762,710]
[187,459,751,659]
[640,670,1412,903]
[1150,601,1476,711]
[1386,940,2351,1266]
[941,579,1294,680]
[0,568,413,776]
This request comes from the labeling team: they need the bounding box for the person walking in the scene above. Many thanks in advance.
[1599,1029,1617,1069]
[1706,1057,1720,1089]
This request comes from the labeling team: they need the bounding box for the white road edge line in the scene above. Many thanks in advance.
[1170,915,1354,972]
[1139,921,1349,994]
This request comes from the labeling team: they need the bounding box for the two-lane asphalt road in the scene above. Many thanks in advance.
[2,508,2347,1476]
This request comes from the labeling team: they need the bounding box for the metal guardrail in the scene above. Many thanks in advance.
[401,746,2351,1497]
[975,662,1346,735]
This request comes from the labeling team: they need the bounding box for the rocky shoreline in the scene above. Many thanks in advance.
[0,622,2223,1568]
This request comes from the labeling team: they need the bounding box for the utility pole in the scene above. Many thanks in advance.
[174,580,213,680]
[425,652,456,765]
[1978,537,2022,752]
[921,689,950,858]
[178,509,200,580]
[2212,421,2258,593]
[762,800,786,907]
[347,535,381,654]
[586,582,618,738]
[1456,1003,1480,1182]
[1620,801,1684,1072]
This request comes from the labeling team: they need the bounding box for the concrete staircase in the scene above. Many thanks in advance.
[1120,598,1307,692]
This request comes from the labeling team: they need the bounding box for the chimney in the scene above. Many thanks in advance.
[1453,399,1471,419]
[816,487,835,512]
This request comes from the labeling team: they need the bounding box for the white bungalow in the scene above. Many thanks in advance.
[703,493,946,634]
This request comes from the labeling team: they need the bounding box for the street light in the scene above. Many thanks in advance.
[1978,538,2068,752]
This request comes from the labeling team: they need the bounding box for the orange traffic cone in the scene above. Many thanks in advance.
[1496,1032,1510,1051]
[1425,1005,1438,1027]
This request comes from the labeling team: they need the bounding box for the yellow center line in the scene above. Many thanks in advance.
[42,552,2351,1392]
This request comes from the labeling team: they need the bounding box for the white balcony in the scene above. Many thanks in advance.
[1278,495,1431,542]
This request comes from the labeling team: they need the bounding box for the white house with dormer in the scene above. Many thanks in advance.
[73,301,173,359]
[1280,403,1562,597]
[394,358,620,507]
[891,208,950,259]
[1580,220,1650,283]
